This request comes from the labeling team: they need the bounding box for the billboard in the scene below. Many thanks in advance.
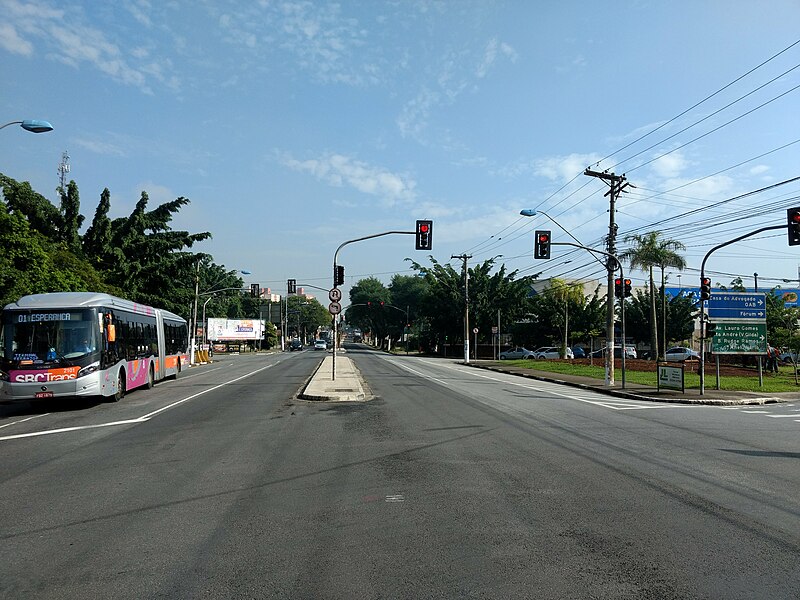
[207,318,265,340]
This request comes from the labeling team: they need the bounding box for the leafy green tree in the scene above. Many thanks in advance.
[347,277,391,348]
[544,278,585,357]
[103,192,211,314]
[0,198,113,306]
[625,288,696,351]
[0,174,61,240]
[58,180,84,253]
[765,287,800,350]
[82,187,113,267]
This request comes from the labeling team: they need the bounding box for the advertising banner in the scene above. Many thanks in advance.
[208,318,265,340]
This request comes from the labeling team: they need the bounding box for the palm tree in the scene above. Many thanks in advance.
[620,232,686,360]
[654,241,687,358]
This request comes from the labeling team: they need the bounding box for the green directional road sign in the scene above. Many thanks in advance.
[711,322,767,355]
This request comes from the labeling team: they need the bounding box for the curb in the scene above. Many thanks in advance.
[465,363,787,406]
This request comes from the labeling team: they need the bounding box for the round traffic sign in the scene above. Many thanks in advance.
[328,301,342,315]
[329,288,342,302]
[473,327,479,334]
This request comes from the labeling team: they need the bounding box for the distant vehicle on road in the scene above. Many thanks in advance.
[499,347,535,360]
[664,346,700,362]
[314,339,328,351]
[289,339,303,351]
[533,346,575,359]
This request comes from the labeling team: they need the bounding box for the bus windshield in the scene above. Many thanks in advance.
[1,309,100,366]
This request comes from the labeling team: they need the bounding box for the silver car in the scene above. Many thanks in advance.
[499,347,536,360]
[533,346,575,359]
[665,346,700,362]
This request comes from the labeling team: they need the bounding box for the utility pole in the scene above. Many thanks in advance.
[451,254,472,363]
[584,169,629,386]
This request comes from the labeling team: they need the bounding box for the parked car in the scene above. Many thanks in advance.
[589,345,637,359]
[664,346,700,362]
[314,339,328,350]
[499,347,536,360]
[533,346,575,359]
[571,346,586,359]
[779,350,799,363]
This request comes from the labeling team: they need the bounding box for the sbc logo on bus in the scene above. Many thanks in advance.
[12,367,80,383]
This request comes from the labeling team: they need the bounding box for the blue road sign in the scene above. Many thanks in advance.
[707,292,766,321]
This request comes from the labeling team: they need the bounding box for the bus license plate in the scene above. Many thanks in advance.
[35,391,53,399]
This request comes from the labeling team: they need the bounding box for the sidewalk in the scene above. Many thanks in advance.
[300,354,368,402]
[467,360,799,405]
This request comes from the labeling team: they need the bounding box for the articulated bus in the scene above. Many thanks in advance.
[0,292,188,403]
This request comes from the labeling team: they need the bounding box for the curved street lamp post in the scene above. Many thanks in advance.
[0,119,54,134]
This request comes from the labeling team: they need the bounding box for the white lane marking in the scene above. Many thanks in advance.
[138,362,277,419]
[0,418,147,441]
[765,414,800,418]
[0,361,281,443]
[0,413,50,430]
[385,357,671,410]
[742,410,769,414]
[385,494,405,503]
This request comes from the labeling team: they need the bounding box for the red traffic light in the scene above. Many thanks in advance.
[420,223,429,233]
[614,278,622,286]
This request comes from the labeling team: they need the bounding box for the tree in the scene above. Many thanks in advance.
[82,187,113,268]
[621,231,686,359]
[544,278,585,357]
[58,180,84,253]
[406,256,535,355]
[347,277,391,348]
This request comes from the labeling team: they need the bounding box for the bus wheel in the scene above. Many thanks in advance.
[110,370,125,402]
[146,364,155,389]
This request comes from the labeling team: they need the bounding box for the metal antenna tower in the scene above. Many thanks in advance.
[57,150,70,192]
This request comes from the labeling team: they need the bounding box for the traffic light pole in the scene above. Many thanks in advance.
[698,223,786,395]
[332,230,416,380]
[553,242,628,388]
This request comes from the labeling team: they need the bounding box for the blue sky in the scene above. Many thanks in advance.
[3,0,800,301]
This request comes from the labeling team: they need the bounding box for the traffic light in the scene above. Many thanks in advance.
[416,220,433,250]
[700,277,711,301]
[534,230,551,259]
[614,278,623,296]
[624,278,632,298]
[788,207,800,246]
[250,283,260,298]
[288,279,296,294]
[334,265,345,286]
[706,322,717,338]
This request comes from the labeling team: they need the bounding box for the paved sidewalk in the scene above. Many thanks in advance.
[300,354,368,402]
[468,360,799,405]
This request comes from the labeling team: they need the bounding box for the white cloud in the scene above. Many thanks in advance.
[531,153,604,182]
[750,164,770,175]
[650,151,688,179]
[0,22,33,55]
[280,152,416,205]
[73,137,126,157]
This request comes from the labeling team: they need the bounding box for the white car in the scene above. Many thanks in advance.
[314,339,328,350]
[533,346,575,359]
[499,347,536,360]
[665,346,700,362]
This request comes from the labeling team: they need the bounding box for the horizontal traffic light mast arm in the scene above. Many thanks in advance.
[699,224,787,281]
[198,287,249,296]
[551,242,623,278]
[333,230,415,280]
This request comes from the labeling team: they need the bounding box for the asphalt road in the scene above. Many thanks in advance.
[1,346,799,599]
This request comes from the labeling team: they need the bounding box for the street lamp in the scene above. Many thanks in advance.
[521,208,622,388]
[190,266,251,365]
[0,119,54,133]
